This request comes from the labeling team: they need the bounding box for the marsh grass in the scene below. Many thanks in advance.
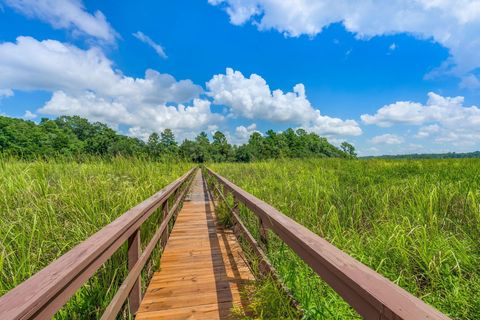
[211,159,480,320]
[0,157,192,318]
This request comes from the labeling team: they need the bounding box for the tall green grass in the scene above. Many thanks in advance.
[0,158,192,318]
[211,159,480,320]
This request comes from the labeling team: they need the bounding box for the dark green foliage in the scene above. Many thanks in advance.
[160,128,179,158]
[240,128,349,161]
[179,138,197,161]
[340,141,357,158]
[0,115,352,162]
[211,131,234,162]
[147,132,161,158]
[0,116,81,157]
[194,131,212,163]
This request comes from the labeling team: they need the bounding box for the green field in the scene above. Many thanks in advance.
[1,158,479,319]
[210,159,480,319]
[0,158,192,318]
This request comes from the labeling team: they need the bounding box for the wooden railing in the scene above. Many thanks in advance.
[205,167,451,320]
[0,168,196,320]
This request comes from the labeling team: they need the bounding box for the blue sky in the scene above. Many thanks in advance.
[1,0,480,155]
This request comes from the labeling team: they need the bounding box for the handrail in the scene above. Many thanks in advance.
[0,167,196,320]
[101,181,190,320]
[205,178,301,311]
[205,167,450,320]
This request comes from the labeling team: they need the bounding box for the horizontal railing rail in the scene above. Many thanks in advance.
[205,167,450,320]
[0,167,196,320]
[205,174,301,313]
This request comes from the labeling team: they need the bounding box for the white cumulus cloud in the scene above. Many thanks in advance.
[361,92,480,128]
[22,110,37,120]
[0,37,201,102]
[207,68,361,136]
[4,0,117,43]
[0,36,220,138]
[133,31,167,59]
[235,123,259,143]
[416,124,440,138]
[39,92,223,139]
[362,92,480,147]
[361,101,426,127]
[371,133,404,145]
[209,0,480,78]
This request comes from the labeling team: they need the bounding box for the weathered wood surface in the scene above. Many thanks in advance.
[136,171,254,320]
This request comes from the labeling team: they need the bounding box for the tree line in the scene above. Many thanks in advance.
[0,115,356,161]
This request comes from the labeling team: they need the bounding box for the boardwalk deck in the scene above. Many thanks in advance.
[136,170,254,320]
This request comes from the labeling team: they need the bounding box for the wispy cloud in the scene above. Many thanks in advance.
[0,89,14,98]
[4,0,117,43]
[371,134,404,145]
[133,31,167,59]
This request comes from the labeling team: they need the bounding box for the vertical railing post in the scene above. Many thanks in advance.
[258,217,268,249]
[127,229,141,315]
[173,188,181,218]
[232,197,240,234]
[223,185,228,202]
[161,200,169,248]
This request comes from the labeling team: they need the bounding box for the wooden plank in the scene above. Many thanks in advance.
[128,230,142,314]
[135,302,240,320]
[136,171,254,320]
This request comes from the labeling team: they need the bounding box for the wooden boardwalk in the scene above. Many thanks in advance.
[136,170,254,319]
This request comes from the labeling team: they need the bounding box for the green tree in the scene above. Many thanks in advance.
[160,129,178,157]
[109,136,145,157]
[179,139,196,162]
[247,132,265,160]
[54,116,94,141]
[194,132,211,163]
[264,129,289,159]
[211,131,233,162]
[0,116,42,157]
[147,132,161,159]
[39,118,82,156]
[0,115,352,162]
[85,123,117,155]
[235,144,252,162]
[340,141,357,158]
